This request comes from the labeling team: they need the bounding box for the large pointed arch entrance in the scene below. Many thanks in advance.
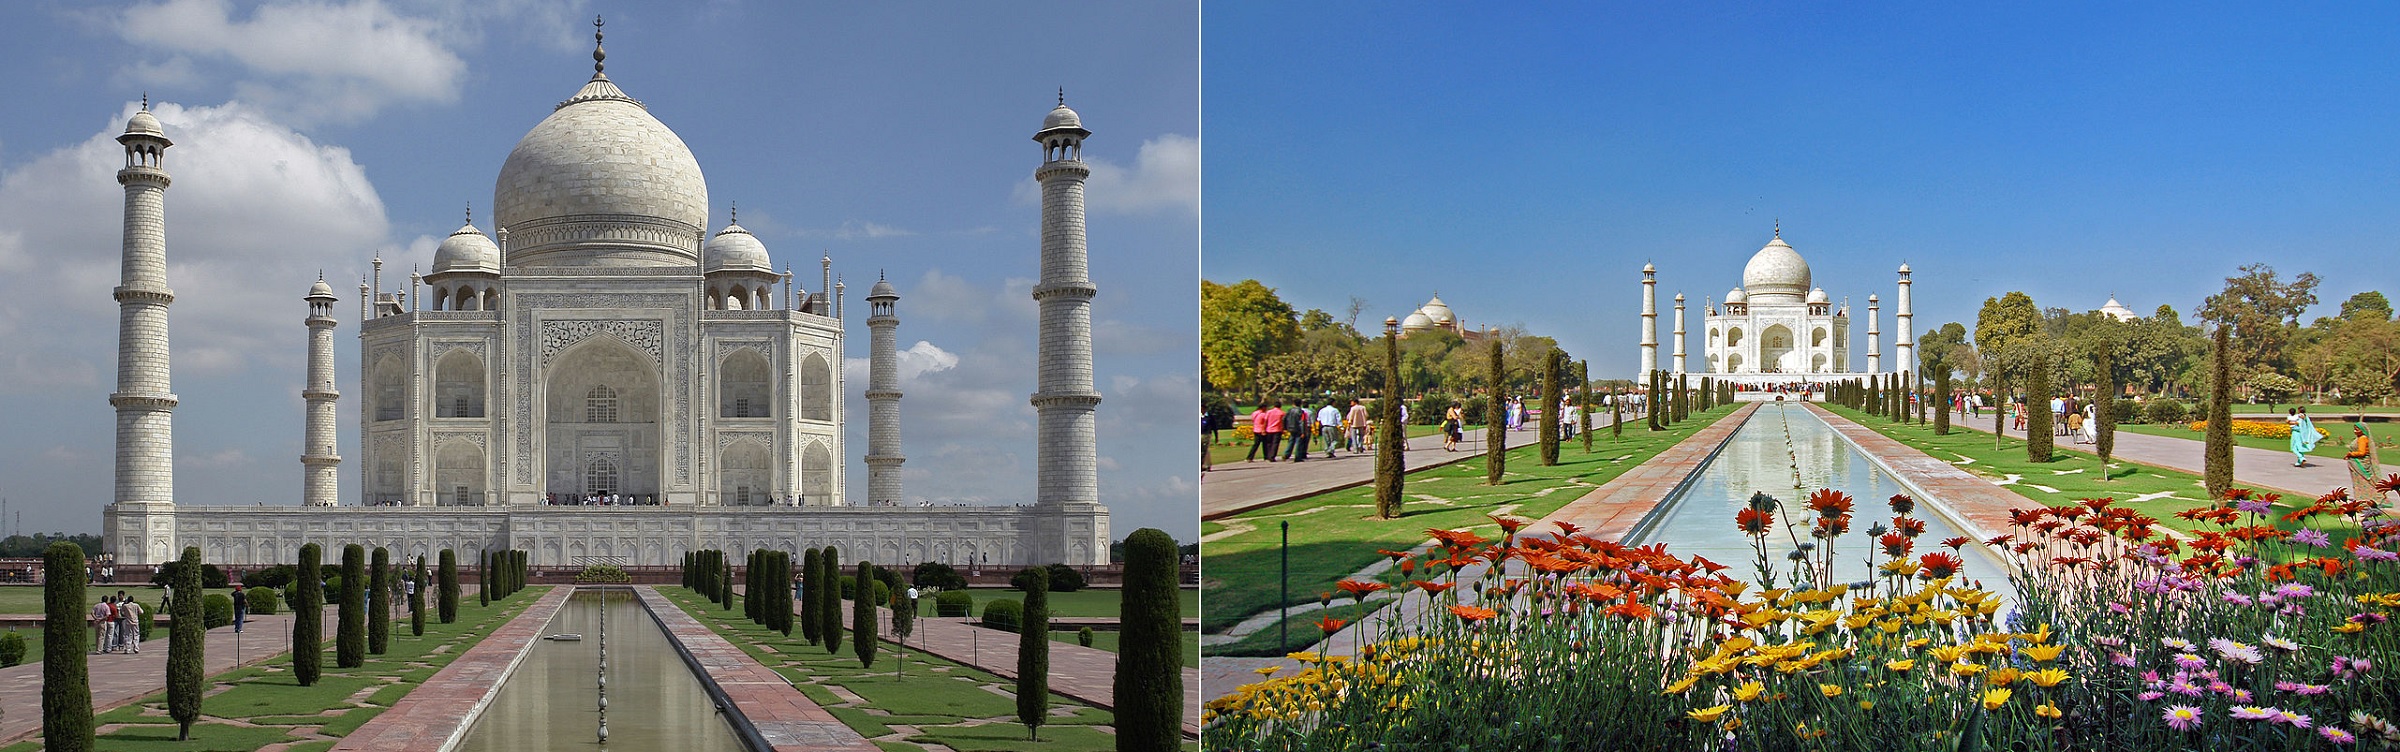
[544,338,663,501]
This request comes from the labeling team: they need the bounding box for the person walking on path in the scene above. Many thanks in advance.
[2288,408,2322,467]
[1245,402,1283,462]
[2345,423,2384,503]
[1282,400,1314,462]
[91,595,115,654]
[1442,403,1465,451]
[1317,401,1342,458]
[1345,398,1369,454]
[232,583,249,633]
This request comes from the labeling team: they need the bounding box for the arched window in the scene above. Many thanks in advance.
[720,350,773,418]
[802,442,833,504]
[587,458,618,496]
[800,353,832,421]
[434,351,485,418]
[586,385,619,423]
[373,357,406,421]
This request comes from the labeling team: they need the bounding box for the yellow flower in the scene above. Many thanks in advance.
[1287,651,1321,663]
[2035,703,2062,719]
[1687,704,1732,723]
[1986,667,2021,686]
[1951,662,1987,677]
[1819,683,1843,697]
[1664,676,1699,695]
[2028,623,2053,645]
[1254,666,1280,677]
[1722,718,1743,732]
[1905,637,1931,650]
[2021,644,2065,663]
[2333,622,2367,634]
[1733,681,1766,702]
[1930,645,1968,663]
[1885,659,1916,672]
[1858,700,1875,711]
[2026,668,2071,688]
[1981,687,2012,711]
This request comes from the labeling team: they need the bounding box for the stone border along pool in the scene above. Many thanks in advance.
[331,585,573,752]
[631,586,878,752]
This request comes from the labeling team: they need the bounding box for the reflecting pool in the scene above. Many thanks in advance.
[453,589,748,752]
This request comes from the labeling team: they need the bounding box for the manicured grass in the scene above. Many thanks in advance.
[1200,406,1734,635]
[0,587,543,752]
[1201,599,1388,658]
[958,587,1197,619]
[2117,420,2400,465]
[1207,423,1459,466]
[1046,628,1201,667]
[0,585,241,615]
[659,587,1191,751]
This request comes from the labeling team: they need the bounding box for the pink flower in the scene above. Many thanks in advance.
[2222,592,2254,606]
[2292,528,2333,547]
[2263,635,2300,652]
[2354,546,2398,562]
[2164,705,2205,731]
[2162,637,2195,651]
[2273,709,2314,729]
[2167,678,2205,697]
[2138,690,2165,701]
[2232,688,2253,703]
[2322,726,2359,745]
[2111,651,2137,667]
[2230,706,2275,721]
[2334,656,2376,679]
[2273,583,2315,599]
[2173,652,2208,671]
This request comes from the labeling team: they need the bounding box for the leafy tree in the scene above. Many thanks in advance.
[411,556,426,637]
[2338,291,2393,323]
[368,547,389,655]
[2094,345,2118,478]
[911,560,966,590]
[294,544,323,687]
[2248,372,2302,407]
[437,549,458,624]
[338,545,365,668]
[43,542,92,752]
[2201,263,2320,378]
[1200,279,1301,399]
[1015,565,1050,741]
[1978,292,2042,448]
[168,546,204,740]
[854,562,878,668]
[1115,529,1182,751]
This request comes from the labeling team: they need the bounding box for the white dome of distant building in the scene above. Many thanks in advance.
[430,223,501,274]
[703,222,772,273]
[1420,295,1456,325]
[1807,287,1829,305]
[493,73,708,268]
[1741,234,1811,304]
[2099,296,2137,322]
[1400,310,1436,332]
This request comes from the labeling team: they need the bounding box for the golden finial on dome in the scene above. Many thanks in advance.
[592,16,606,75]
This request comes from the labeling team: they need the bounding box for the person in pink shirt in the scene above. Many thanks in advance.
[1246,401,1286,462]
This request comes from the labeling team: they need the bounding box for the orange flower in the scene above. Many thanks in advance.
[1807,489,1856,515]
[1425,528,1488,549]
[1605,602,1654,620]
[1941,536,1972,550]
[1336,579,1391,599]
[1491,514,1528,536]
[1737,508,1774,535]
[1553,520,1584,537]
[1411,579,1456,594]
[1918,552,1962,579]
[1449,604,1497,622]
[1315,616,1347,634]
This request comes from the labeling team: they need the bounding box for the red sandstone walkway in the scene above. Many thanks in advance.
[1203,425,1492,519]
[331,586,572,752]
[643,587,879,752]
[1944,408,2353,499]
[1201,404,1756,701]
[884,612,1202,737]
[1807,404,2035,544]
[0,610,300,745]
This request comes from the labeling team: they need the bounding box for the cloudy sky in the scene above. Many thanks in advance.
[0,0,1197,540]
[1205,3,2400,375]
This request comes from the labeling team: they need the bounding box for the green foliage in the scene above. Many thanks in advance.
[44,542,92,752]
[820,545,843,654]
[408,556,424,637]
[337,545,365,668]
[981,598,1023,632]
[1486,338,1507,485]
[803,548,822,643]
[242,564,296,589]
[151,560,229,589]
[1414,393,1455,426]
[2201,262,2321,376]
[368,547,390,655]
[1540,348,1562,466]
[2247,371,2303,404]
[1116,528,1183,752]
[892,585,917,643]
[293,543,323,688]
[1376,330,1406,519]
[168,546,205,739]
[0,630,24,666]
[1077,626,1094,647]
[854,562,878,669]
[574,564,631,583]
[912,560,966,590]
[1015,566,1049,740]
[246,584,279,616]
[2026,350,2054,462]
[436,549,459,624]
[2205,324,2236,498]
[935,589,975,617]
[2142,398,2191,424]
[1201,279,1302,396]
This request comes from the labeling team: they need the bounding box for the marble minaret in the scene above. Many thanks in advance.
[1031,94,1101,508]
[1866,294,1882,374]
[1894,263,1914,370]
[302,277,341,506]
[1671,292,1687,374]
[106,101,177,564]
[1639,263,1658,375]
[864,275,904,506]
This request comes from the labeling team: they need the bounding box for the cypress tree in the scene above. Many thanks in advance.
[476,550,489,608]
[853,561,878,669]
[1484,336,1507,485]
[1115,529,1181,752]
[1373,323,1406,519]
[1015,565,1049,740]
[891,583,917,679]
[43,542,93,752]
[1539,348,1561,466]
[168,546,205,740]
[1611,387,1623,438]
[338,544,365,668]
[801,548,822,643]
[821,545,843,653]
[2205,324,2234,499]
[682,551,692,589]
[1646,371,1663,431]
[1578,360,1594,454]
[1866,376,1880,417]
[369,547,390,655]
[2095,350,2118,480]
[410,555,426,637]
[1933,364,1953,436]
[294,543,323,687]
[746,549,762,623]
[778,551,796,637]
[437,548,459,624]
[720,556,735,611]
[2027,350,2054,463]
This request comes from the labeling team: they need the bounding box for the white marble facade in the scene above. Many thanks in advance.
[103,34,1108,567]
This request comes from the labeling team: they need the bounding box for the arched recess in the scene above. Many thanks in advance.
[1726,327,1745,350]
[800,353,832,421]
[718,439,773,506]
[544,338,662,501]
[1811,353,1829,373]
[434,350,486,418]
[1760,324,1795,373]
[801,441,833,504]
[1727,353,1746,373]
[433,439,485,505]
[372,355,407,421]
[1812,327,1828,348]
[720,349,773,418]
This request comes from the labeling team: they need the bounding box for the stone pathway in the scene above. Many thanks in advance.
[888,613,1201,737]
[1945,409,2352,498]
[639,587,879,752]
[1808,405,2048,545]
[1201,404,1754,701]
[0,610,301,745]
[1202,409,1645,520]
[330,586,570,752]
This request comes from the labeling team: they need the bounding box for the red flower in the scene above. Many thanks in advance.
[1813,514,1851,538]
[1941,536,1972,550]
[1737,508,1774,535]
[1491,514,1528,536]
[1893,517,1928,538]
[1604,602,1655,620]
[1807,489,1856,515]
[2378,474,2400,494]
[1426,528,1488,550]
[1450,604,1497,622]
[2079,497,2116,512]
[1336,579,1390,599]
[1984,535,2013,547]
[2009,508,2044,526]
[1888,494,1916,514]
[1411,579,1455,594]
[1315,616,1348,634]
[1879,532,1913,557]
[1918,552,1963,579]
[1554,520,1584,537]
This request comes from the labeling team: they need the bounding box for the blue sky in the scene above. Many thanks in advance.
[1204,2,2399,377]
[0,1,1197,540]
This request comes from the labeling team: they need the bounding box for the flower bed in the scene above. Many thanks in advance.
[2187,419,2329,441]
[1204,478,2400,751]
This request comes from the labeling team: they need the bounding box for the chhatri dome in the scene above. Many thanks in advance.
[1740,229,1811,305]
[492,23,707,268]
[429,220,500,274]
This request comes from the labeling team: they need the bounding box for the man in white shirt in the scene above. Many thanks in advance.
[1317,402,1343,458]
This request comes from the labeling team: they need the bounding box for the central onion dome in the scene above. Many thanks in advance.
[1419,295,1456,325]
[493,70,707,267]
[1741,234,1811,304]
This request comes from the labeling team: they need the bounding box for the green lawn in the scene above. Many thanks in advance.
[2116,420,2400,465]
[0,586,543,752]
[1207,423,1460,466]
[955,587,1197,619]
[0,585,242,615]
[1046,628,1200,668]
[662,587,1191,751]
[1200,406,1734,637]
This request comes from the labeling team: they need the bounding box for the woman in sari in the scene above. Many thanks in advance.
[2288,407,2321,467]
[2345,423,2383,504]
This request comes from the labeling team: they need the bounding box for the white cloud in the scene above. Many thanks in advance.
[1017,133,1198,217]
[0,100,391,393]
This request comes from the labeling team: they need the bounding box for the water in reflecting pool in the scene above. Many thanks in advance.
[453,589,748,752]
